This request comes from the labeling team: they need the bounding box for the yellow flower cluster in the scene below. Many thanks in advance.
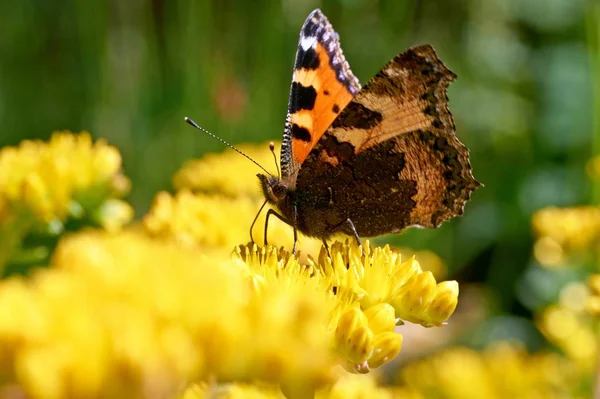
[0,132,132,271]
[172,141,280,198]
[0,231,337,398]
[537,303,597,370]
[0,131,130,225]
[531,206,600,266]
[315,242,459,327]
[395,343,583,398]
[234,241,458,375]
[143,189,322,257]
[0,231,460,398]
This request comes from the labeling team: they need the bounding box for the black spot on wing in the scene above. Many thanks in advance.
[332,104,340,113]
[294,46,320,70]
[290,82,318,112]
[291,124,312,142]
[423,104,437,117]
[331,102,383,129]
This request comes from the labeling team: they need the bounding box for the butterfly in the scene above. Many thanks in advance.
[257,9,480,253]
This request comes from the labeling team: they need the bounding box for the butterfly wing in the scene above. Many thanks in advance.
[295,45,479,235]
[280,9,361,180]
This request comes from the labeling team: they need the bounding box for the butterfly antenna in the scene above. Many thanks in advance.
[269,142,280,179]
[184,117,272,176]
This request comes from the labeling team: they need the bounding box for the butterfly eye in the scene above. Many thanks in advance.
[272,183,287,199]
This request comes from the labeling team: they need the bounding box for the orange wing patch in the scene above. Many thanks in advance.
[289,42,355,165]
[280,9,360,180]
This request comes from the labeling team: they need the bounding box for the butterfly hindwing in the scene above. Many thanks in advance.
[280,9,361,179]
[294,45,479,235]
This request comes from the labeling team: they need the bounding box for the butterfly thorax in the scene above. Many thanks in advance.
[257,174,295,220]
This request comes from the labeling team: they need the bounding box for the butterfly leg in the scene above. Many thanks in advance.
[264,209,291,246]
[291,203,298,255]
[322,239,331,258]
[292,227,298,255]
[328,218,364,255]
[249,199,268,244]
[338,218,362,247]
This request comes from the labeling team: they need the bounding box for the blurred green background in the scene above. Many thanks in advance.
[0,0,597,346]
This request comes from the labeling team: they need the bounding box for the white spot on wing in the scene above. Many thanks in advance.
[300,36,317,51]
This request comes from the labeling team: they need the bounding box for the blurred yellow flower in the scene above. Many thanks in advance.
[531,206,600,264]
[0,132,132,271]
[537,304,596,370]
[316,371,395,399]
[143,189,321,257]
[0,230,338,398]
[180,382,282,399]
[172,141,280,198]
[180,371,396,399]
[0,131,129,225]
[396,342,582,399]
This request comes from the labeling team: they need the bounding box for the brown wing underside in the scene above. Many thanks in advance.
[295,45,480,234]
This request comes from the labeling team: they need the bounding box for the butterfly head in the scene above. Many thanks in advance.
[257,174,289,205]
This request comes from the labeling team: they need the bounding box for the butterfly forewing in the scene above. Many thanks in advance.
[280,9,361,180]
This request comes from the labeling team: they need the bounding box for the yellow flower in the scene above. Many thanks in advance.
[143,190,321,257]
[235,241,456,374]
[0,230,337,398]
[531,206,600,262]
[396,342,583,398]
[316,371,395,399]
[334,304,375,370]
[0,132,129,224]
[179,371,397,399]
[172,141,280,198]
[316,241,459,327]
[331,303,402,373]
[394,247,447,280]
[180,382,282,399]
[537,304,596,370]
[0,132,133,271]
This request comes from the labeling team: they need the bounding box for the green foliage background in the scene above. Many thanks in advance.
[0,0,597,344]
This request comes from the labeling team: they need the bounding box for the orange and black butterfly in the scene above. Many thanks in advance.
[257,9,480,252]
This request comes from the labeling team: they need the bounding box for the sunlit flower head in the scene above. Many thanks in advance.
[143,190,321,256]
[0,131,130,225]
[314,241,459,327]
[172,141,281,198]
[227,240,458,374]
[234,241,458,374]
[0,132,132,272]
